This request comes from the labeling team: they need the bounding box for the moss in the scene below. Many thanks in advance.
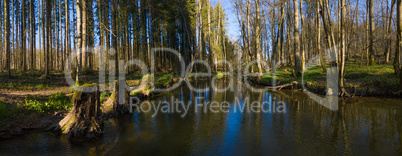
[62,115,76,132]
[73,91,82,100]
[81,84,98,87]
[130,90,141,96]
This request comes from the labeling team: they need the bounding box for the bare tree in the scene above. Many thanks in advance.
[396,0,402,90]
[293,0,301,77]
[368,0,375,65]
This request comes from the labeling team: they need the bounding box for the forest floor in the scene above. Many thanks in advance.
[257,61,401,97]
[0,70,179,139]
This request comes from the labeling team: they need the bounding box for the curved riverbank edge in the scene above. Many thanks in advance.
[247,77,402,98]
[0,74,181,140]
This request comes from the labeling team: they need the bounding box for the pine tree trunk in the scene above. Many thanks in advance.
[75,0,83,82]
[5,0,11,76]
[112,0,118,74]
[22,0,26,71]
[45,0,52,76]
[30,0,35,70]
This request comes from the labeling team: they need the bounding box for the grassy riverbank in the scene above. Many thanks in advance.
[258,62,400,97]
[0,71,181,138]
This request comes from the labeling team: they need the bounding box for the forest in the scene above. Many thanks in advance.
[1,0,402,152]
[0,0,401,97]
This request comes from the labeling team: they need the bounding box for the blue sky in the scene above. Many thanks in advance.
[211,0,240,40]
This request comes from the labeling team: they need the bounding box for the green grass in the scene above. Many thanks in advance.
[259,62,399,96]
[24,92,72,115]
[0,100,25,128]
[100,92,112,103]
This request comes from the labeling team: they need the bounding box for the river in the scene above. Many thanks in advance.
[1,80,402,155]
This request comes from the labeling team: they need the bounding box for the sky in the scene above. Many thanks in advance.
[212,0,240,41]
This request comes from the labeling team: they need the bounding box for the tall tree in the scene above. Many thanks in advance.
[75,0,83,82]
[112,0,118,74]
[368,0,375,65]
[385,0,396,63]
[396,0,402,90]
[4,0,11,76]
[45,0,52,76]
[340,0,349,96]
[30,0,35,70]
[293,0,301,77]
[22,0,26,71]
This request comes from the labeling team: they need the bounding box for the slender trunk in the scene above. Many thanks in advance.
[368,0,375,65]
[207,0,213,72]
[45,0,52,76]
[385,0,396,63]
[112,0,118,74]
[317,0,326,72]
[340,0,349,96]
[30,0,35,70]
[255,0,262,75]
[81,0,87,70]
[300,0,305,71]
[395,0,402,90]
[22,0,26,71]
[5,0,10,76]
[65,0,69,69]
[75,0,83,83]
[293,0,301,77]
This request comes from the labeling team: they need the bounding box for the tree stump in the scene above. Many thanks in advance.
[59,85,103,139]
[102,80,130,118]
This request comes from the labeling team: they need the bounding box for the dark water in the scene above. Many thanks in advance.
[1,80,402,155]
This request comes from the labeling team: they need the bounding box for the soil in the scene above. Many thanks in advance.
[0,87,71,140]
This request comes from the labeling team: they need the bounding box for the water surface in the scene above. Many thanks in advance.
[1,80,402,155]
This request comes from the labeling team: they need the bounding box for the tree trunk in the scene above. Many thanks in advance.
[30,0,35,70]
[385,0,396,63]
[317,0,326,72]
[255,0,263,76]
[340,0,349,96]
[65,0,69,69]
[22,0,26,71]
[5,0,10,76]
[300,0,305,71]
[75,0,83,82]
[81,0,87,70]
[45,0,52,76]
[112,0,118,74]
[368,0,375,65]
[293,0,301,77]
[395,0,402,90]
[59,86,103,139]
[207,0,213,72]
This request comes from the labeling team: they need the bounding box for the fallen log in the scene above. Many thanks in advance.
[267,81,311,90]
